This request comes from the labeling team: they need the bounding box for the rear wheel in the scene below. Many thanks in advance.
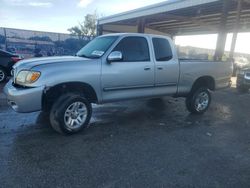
[49,93,92,134]
[0,67,7,83]
[186,87,211,114]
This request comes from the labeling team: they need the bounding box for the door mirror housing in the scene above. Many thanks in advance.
[107,51,122,63]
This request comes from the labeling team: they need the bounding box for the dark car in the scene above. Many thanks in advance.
[233,57,250,76]
[237,67,250,93]
[0,49,22,83]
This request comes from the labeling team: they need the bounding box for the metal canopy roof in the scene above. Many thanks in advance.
[98,0,250,35]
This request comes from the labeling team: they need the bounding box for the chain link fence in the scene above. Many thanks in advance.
[0,27,92,58]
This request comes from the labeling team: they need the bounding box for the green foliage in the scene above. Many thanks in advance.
[68,12,97,39]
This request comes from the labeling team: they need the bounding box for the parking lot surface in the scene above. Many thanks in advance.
[0,80,250,188]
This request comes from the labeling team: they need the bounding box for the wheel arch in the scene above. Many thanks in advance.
[190,76,215,94]
[42,82,98,111]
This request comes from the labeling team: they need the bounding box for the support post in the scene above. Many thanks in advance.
[214,0,229,61]
[229,0,242,59]
[137,18,145,33]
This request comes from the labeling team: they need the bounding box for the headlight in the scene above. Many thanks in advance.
[16,70,41,85]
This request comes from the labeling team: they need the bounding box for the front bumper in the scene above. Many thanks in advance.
[3,80,45,113]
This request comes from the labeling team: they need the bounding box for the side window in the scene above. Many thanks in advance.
[152,38,173,61]
[113,36,150,62]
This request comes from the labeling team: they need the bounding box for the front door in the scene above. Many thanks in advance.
[101,36,154,102]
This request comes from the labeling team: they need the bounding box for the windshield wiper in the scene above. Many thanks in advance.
[79,54,101,59]
[78,54,90,58]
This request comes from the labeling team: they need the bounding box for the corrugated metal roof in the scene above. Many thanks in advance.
[98,0,220,24]
[98,0,250,35]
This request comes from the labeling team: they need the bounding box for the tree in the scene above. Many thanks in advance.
[55,38,90,55]
[68,12,97,39]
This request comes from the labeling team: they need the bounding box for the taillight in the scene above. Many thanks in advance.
[11,57,22,63]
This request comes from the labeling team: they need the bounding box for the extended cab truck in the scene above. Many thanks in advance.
[4,33,233,134]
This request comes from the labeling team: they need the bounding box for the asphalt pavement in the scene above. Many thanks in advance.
[0,80,250,188]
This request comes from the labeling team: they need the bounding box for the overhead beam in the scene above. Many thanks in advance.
[150,14,250,29]
[161,14,218,31]
[148,9,250,27]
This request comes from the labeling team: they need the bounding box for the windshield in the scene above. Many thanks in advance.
[76,36,118,58]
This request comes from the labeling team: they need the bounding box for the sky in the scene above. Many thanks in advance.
[1,0,250,54]
[175,33,250,54]
[0,0,164,33]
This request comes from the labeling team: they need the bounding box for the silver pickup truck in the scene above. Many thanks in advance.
[4,33,232,134]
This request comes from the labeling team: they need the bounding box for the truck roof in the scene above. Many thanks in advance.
[99,33,170,39]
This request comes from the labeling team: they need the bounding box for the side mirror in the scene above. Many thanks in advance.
[107,51,122,63]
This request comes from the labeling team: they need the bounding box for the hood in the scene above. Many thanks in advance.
[13,56,90,69]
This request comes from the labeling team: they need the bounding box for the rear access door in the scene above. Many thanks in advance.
[151,37,179,95]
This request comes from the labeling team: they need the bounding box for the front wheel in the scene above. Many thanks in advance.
[186,87,211,114]
[50,94,92,134]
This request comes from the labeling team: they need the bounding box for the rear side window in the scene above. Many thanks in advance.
[152,38,173,61]
[113,36,150,62]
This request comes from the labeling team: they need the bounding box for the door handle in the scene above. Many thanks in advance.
[157,66,163,70]
[144,67,151,71]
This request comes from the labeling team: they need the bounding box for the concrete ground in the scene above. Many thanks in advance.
[0,79,250,188]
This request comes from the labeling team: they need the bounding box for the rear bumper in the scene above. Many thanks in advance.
[3,80,45,113]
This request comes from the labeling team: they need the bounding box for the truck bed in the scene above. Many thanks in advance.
[177,59,233,95]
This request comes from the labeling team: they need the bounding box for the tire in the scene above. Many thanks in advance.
[0,67,7,83]
[49,93,92,134]
[186,87,211,114]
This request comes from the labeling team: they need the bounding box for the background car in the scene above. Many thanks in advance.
[0,49,23,83]
[233,57,250,76]
[237,67,250,93]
